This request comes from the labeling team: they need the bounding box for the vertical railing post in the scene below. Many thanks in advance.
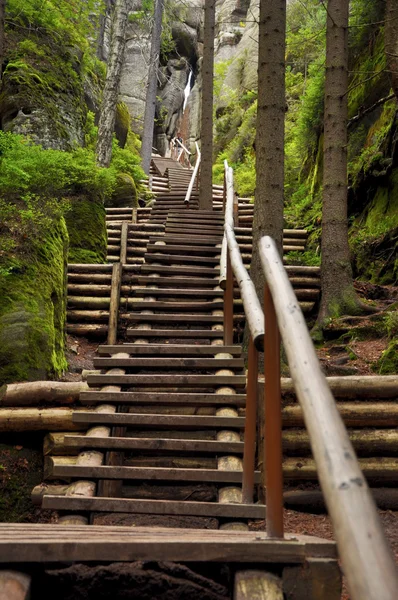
[223,248,234,345]
[223,167,227,213]
[233,192,239,225]
[242,335,258,504]
[264,283,284,538]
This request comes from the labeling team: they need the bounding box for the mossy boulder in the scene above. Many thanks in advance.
[376,340,398,374]
[65,194,107,264]
[107,173,138,208]
[0,219,68,385]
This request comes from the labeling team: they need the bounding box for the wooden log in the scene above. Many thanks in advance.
[108,263,122,345]
[0,381,88,407]
[234,571,283,600]
[282,429,398,456]
[0,571,30,600]
[31,483,70,505]
[283,488,398,513]
[282,560,341,600]
[262,376,398,399]
[0,408,88,432]
[283,402,398,427]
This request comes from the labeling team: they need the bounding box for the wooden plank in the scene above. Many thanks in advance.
[130,288,223,297]
[43,496,264,518]
[0,524,337,564]
[72,412,245,428]
[156,235,222,245]
[93,358,244,368]
[128,276,219,287]
[147,244,219,255]
[140,265,219,275]
[126,329,222,338]
[98,344,241,356]
[63,435,245,454]
[107,263,122,345]
[86,374,246,387]
[79,391,246,405]
[122,300,224,311]
[49,464,260,483]
[123,315,224,323]
[146,254,219,265]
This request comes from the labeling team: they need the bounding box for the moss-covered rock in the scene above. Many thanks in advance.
[65,194,107,264]
[0,218,68,385]
[375,339,398,374]
[107,173,138,208]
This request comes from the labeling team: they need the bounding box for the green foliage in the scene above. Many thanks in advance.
[284,250,321,267]
[376,340,398,375]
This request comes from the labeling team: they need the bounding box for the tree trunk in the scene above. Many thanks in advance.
[96,0,130,168]
[141,0,164,174]
[198,0,215,211]
[317,0,356,324]
[385,0,398,100]
[249,0,286,300]
[0,0,5,80]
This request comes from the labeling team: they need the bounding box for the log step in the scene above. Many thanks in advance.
[86,374,246,387]
[42,496,264,519]
[146,244,220,255]
[123,300,224,311]
[130,288,223,297]
[123,314,224,323]
[47,464,259,483]
[145,253,219,265]
[72,412,245,428]
[98,344,241,356]
[140,265,219,276]
[126,329,222,338]
[78,391,246,406]
[92,357,244,369]
[62,435,245,454]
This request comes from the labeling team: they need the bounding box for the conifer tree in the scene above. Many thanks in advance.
[385,0,398,100]
[0,0,5,80]
[198,0,215,210]
[96,0,130,168]
[141,0,164,175]
[250,0,286,298]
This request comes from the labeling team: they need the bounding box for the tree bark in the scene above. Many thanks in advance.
[318,0,356,324]
[385,0,398,100]
[0,0,5,81]
[249,0,286,300]
[0,381,88,406]
[141,0,164,174]
[96,0,130,168]
[198,0,216,211]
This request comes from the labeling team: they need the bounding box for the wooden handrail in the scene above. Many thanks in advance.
[184,142,201,204]
[259,236,398,600]
[221,163,264,349]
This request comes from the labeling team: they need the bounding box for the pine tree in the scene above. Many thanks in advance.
[96,0,130,168]
[198,0,215,211]
[141,0,164,175]
[0,0,5,80]
[250,0,286,298]
[318,0,359,323]
[385,0,398,100]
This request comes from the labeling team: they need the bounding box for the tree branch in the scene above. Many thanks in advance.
[348,93,396,129]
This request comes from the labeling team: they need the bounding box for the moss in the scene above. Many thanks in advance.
[0,218,68,385]
[375,340,398,375]
[65,194,107,264]
[115,102,131,148]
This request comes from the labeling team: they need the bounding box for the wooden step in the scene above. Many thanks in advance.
[130,288,223,298]
[146,244,219,255]
[72,412,245,428]
[145,253,219,265]
[140,265,219,276]
[62,435,245,454]
[0,524,336,564]
[152,235,222,246]
[123,314,224,324]
[86,374,246,387]
[123,301,223,311]
[98,344,241,356]
[79,391,246,405]
[47,464,259,483]
[126,329,222,338]
[43,496,263,519]
[93,357,244,369]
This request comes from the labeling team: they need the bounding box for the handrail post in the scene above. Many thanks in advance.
[233,192,239,225]
[242,335,258,504]
[264,283,284,538]
[223,247,234,345]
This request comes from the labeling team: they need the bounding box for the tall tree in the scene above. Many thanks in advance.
[0,0,5,81]
[96,0,130,168]
[250,0,286,298]
[198,0,215,211]
[141,0,164,175]
[318,0,358,324]
[385,0,398,100]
